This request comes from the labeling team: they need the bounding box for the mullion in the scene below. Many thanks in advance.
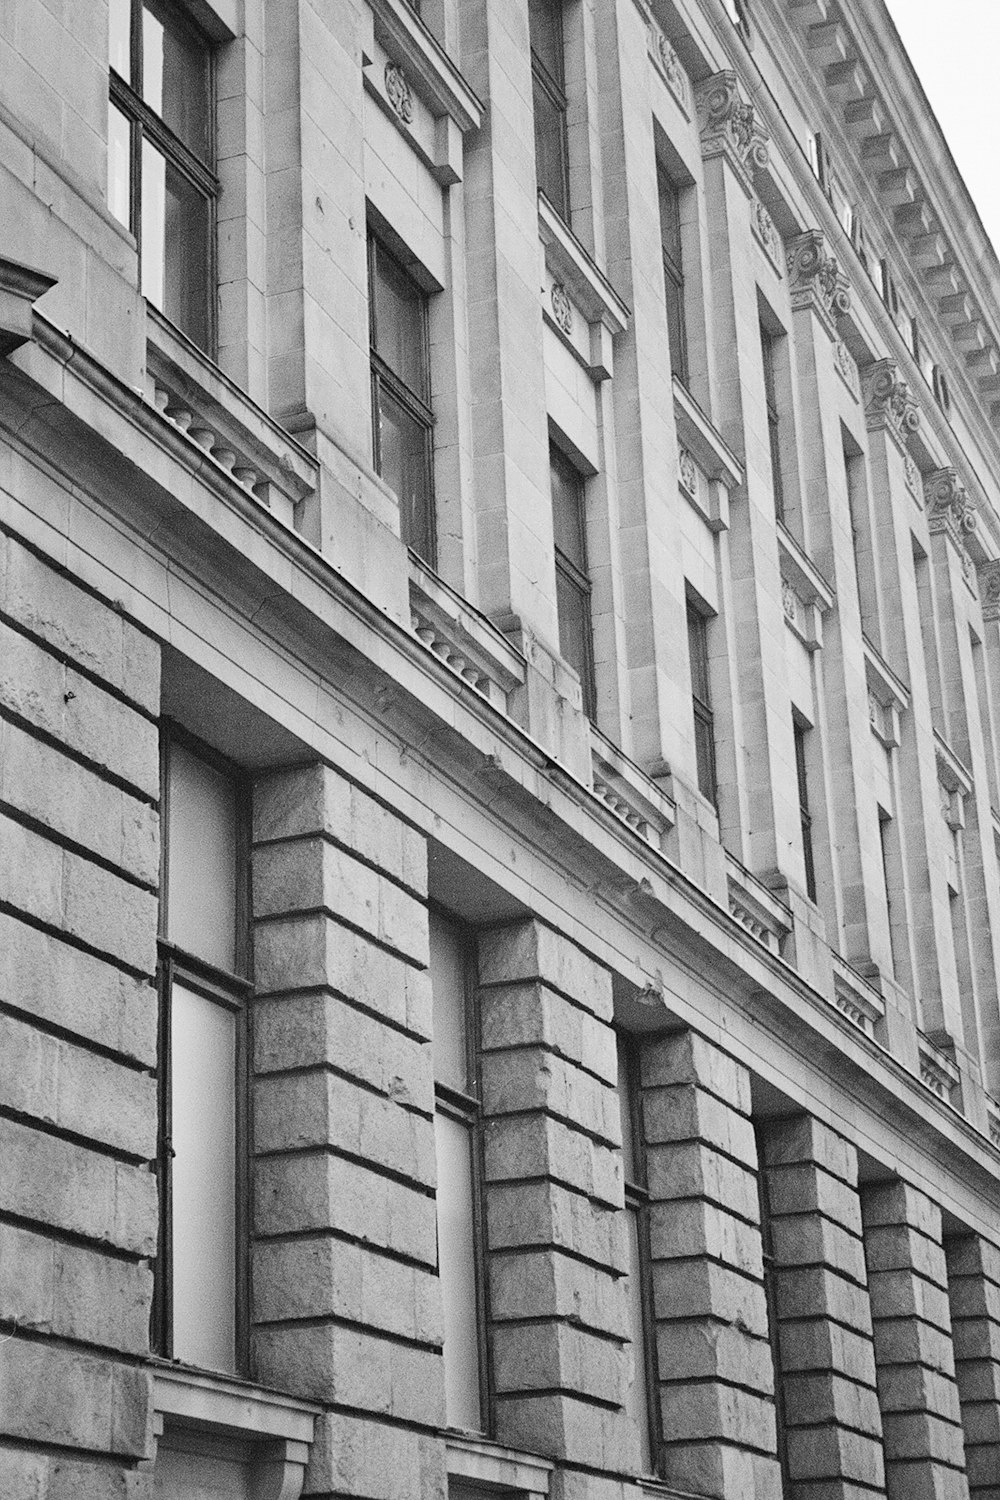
[371,350,435,427]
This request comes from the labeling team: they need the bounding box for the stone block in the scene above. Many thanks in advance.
[485,1178,625,1270]
[648,1198,764,1278]
[861,1180,941,1240]
[495,1391,633,1471]
[0,1340,150,1456]
[784,1425,886,1485]
[478,920,613,1020]
[0,1222,152,1356]
[661,1441,780,1500]
[640,1029,751,1114]
[782,1370,883,1433]
[304,1410,446,1500]
[868,1268,953,1333]
[488,1248,627,1337]
[253,1322,445,1426]
[479,979,617,1083]
[758,1114,858,1184]
[779,1318,879,1385]
[776,1266,875,1332]
[866,1222,949,1286]
[661,1382,777,1451]
[483,1112,621,1207]
[651,1258,769,1337]
[492,1320,627,1404]
[657,1318,774,1389]
[946,1235,1000,1286]
[770,1215,868,1280]
[645,1139,758,1219]
[765,1162,864,1232]
[480,1046,620,1143]
[642,1083,758,1166]
[879,1410,967,1467]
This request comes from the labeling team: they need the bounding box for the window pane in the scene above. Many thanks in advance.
[170,982,237,1373]
[140,138,166,310]
[533,78,568,218]
[142,141,211,349]
[664,273,687,383]
[166,742,238,973]
[376,383,433,560]
[430,912,469,1094]
[434,1111,482,1431]
[687,608,710,704]
[617,1044,638,1185]
[109,0,132,81]
[658,175,682,266]
[551,449,585,568]
[625,1206,653,1471]
[107,102,131,228]
[528,0,564,83]
[556,566,594,715]
[372,245,428,398]
[142,0,209,158]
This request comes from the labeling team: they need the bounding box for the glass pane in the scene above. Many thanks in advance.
[687,609,710,703]
[533,79,568,218]
[528,0,564,84]
[434,1111,482,1431]
[142,0,209,158]
[372,244,428,399]
[109,0,132,80]
[430,913,470,1093]
[658,175,682,265]
[556,567,594,714]
[376,384,433,560]
[166,742,239,973]
[550,448,585,568]
[170,982,237,1373]
[694,712,717,805]
[142,140,211,349]
[664,273,687,383]
[625,1207,653,1471]
[617,1045,637,1185]
[107,102,131,228]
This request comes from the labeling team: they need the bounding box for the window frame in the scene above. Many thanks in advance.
[367,231,437,567]
[658,167,689,387]
[686,600,718,807]
[109,0,218,352]
[550,443,597,721]
[154,724,252,1375]
[793,718,817,902]
[759,323,786,524]
[529,0,571,221]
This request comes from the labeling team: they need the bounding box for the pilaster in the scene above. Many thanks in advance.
[946,1234,1000,1500]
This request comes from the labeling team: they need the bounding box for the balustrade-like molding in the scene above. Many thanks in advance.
[695,70,769,193]
[725,855,791,955]
[862,358,920,451]
[409,559,525,712]
[786,230,851,340]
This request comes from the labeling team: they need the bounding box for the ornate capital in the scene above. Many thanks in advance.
[695,71,769,191]
[925,468,977,558]
[785,230,851,338]
[862,359,920,450]
[979,560,1000,621]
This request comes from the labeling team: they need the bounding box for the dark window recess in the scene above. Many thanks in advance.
[108,0,216,351]
[760,325,785,524]
[933,365,951,414]
[551,444,596,719]
[529,0,570,219]
[757,1145,793,1494]
[687,602,718,806]
[368,235,436,565]
[658,169,689,385]
[794,719,817,901]
[618,1038,660,1473]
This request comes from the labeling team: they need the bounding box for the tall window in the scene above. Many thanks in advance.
[793,718,817,902]
[687,602,717,806]
[550,444,596,720]
[430,912,488,1432]
[618,1038,657,1472]
[760,324,785,523]
[368,234,436,564]
[108,0,215,351]
[756,1137,792,1492]
[658,169,688,385]
[529,0,570,219]
[156,732,249,1373]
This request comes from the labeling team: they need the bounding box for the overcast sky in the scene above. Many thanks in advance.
[883,0,1000,259]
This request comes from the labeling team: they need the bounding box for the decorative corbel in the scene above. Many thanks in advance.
[924,468,977,563]
[785,230,851,340]
[695,70,769,194]
[862,358,920,451]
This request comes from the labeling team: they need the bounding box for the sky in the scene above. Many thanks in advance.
[883,0,1000,259]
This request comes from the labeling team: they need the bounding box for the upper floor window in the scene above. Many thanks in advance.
[368,233,436,565]
[793,718,817,902]
[687,601,717,806]
[430,912,488,1433]
[722,0,751,38]
[618,1038,658,1472]
[529,0,570,220]
[108,0,216,351]
[759,324,786,524]
[658,168,689,386]
[156,731,249,1374]
[550,443,596,720]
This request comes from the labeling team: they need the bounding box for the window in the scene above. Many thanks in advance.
[529,0,570,220]
[760,324,785,524]
[368,234,436,564]
[430,912,488,1433]
[793,719,817,902]
[806,130,830,196]
[156,732,249,1374]
[658,169,689,385]
[550,444,596,719]
[933,364,951,415]
[108,0,215,351]
[722,0,751,36]
[618,1038,657,1472]
[756,1136,792,1493]
[687,601,717,806]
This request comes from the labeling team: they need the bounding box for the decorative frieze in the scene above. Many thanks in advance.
[979,559,1000,621]
[751,197,783,272]
[786,231,851,339]
[384,60,413,124]
[835,339,860,399]
[649,19,689,112]
[695,70,769,192]
[862,358,920,450]
[924,468,977,561]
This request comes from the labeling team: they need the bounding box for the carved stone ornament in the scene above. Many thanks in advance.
[924,468,977,554]
[904,451,920,494]
[835,340,860,399]
[862,359,920,449]
[385,61,413,124]
[785,231,851,336]
[980,560,1000,621]
[678,447,698,496]
[752,198,781,270]
[657,32,688,108]
[781,576,799,623]
[550,281,573,336]
[695,71,769,188]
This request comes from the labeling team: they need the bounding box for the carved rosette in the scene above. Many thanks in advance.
[979,560,1000,621]
[678,448,697,496]
[695,71,769,192]
[657,33,689,109]
[924,468,977,559]
[385,61,413,124]
[862,359,920,450]
[550,282,573,336]
[785,231,851,338]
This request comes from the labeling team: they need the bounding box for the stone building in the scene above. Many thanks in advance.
[2,0,1000,1496]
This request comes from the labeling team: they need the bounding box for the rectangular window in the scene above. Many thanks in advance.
[108,0,215,351]
[658,169,689,385]
[529,0,570,219]
[760,324,785,524]
[156,733,249,1374]
[368,235,436,565]
[430,912,487,1433]
[756,1136,792,1493]
[687,601,717,806]
[617,1038,657,1473]
[550,444,596,719]
[793,719,817,902]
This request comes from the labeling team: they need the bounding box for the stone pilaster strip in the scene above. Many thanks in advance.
[946,1234,1000,1499]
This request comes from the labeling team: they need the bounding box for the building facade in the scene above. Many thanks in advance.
[2,0,1000,1497]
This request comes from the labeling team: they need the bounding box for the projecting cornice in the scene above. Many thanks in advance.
[695,70,769,195]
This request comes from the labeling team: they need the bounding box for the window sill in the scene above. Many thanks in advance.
[538,193,629,380]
